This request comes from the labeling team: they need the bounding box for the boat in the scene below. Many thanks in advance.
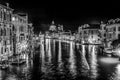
[10,59,26,65]
[104,48,113,53]
[10,52,27,66]
[0,60,9,70]
[1,64,9,70]
[103,47,119,57]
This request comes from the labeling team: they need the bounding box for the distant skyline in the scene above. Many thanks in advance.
[1,0,120,33]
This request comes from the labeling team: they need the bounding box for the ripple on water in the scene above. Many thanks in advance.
[6,75,17,80]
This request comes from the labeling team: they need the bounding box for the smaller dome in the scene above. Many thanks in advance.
[52,21,55,24]
[49,21,57,31]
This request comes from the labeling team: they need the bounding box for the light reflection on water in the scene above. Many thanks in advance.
[2,57,33,80]
[58,40,63,73]
[38,39,120,80]
[39,39,100,80]
[69,42,76,78]
[88,45,98,79]
[111,64,120,80]
[1,39,120,80]
[81,45,90,70]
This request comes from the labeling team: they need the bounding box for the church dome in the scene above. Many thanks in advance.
[49,21,57,31]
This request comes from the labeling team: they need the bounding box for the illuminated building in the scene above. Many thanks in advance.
[27,23,34,58]
[78,24,102,44]
[100,22,106,42]
[105,19,120,42]
[48,21,64,33]
[49,21,57,32]
[99,19,120,47]
[58,24,64,32]
[0,3,14,60]
[12,13,28,54]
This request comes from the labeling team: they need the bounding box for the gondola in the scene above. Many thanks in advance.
[0,60,9,70]
[10,59,26,65]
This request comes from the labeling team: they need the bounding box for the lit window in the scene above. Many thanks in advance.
[12,17,15,21]
[19,26,24,32]
[119,27,120,31]
[4,9,6,12]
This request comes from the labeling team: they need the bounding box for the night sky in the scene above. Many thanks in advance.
[1,0,120,33]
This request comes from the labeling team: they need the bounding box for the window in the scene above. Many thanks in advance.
[19,35,25,42]
[84,31,86,34]
[119,27,120,31]
[114,27,116,31]
[10,14,12,21]
[4,40,6,45]
[104,27,106,30]
[4,28,6,36]
[10,29,12,36]
[104,34,106,37]
[118,34,120,39]
[0,28,1,36]
[3,11,6,20]
[5,48,6,52]
[12,17,15,21]
[27,35,29,39]
[19,26,24,32]
[1,29,3,36]
[1,47,3,54]
[0,9,2,20]
[10,46,12,51]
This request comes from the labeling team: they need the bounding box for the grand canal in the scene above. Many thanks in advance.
[1,38,120,80]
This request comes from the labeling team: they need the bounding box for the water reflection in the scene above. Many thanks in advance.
[88,45,98,79]
[48,39,52,63]
[1,38,120,80]
[3,56,33,80]
[40,39,45,73]
[111,63,120,80]
[80,45,90,74]
[69,42,77,78]
[58,40,63,73]
[28,39,120,80]
[39,39,101,80]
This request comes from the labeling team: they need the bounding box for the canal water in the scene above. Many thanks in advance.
[1,38,120,80]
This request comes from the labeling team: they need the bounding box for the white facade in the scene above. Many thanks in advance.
[12,13,28,54]
[0,4,13,60]
[49,21,57,32]
[105,24,120,41]
[78,24,101,43]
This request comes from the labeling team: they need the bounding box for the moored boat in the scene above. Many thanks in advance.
[10,59,26,65]
[1,64,9,70]
[103,47,120,57]
[0,60,9,70]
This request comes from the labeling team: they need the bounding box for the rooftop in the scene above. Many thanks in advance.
[0,3,14,11]
[82,24,100,29]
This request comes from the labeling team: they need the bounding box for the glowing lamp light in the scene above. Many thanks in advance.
[115,49,120,56]
[12,17,15,21]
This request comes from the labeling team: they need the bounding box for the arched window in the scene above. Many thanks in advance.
[4,28,6,36]
[19,26,24,32]
[1,47,3,54]
[1,28,3,36]
[119,27,120,31]
[19,34,25,42]
[0,8,2,21]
